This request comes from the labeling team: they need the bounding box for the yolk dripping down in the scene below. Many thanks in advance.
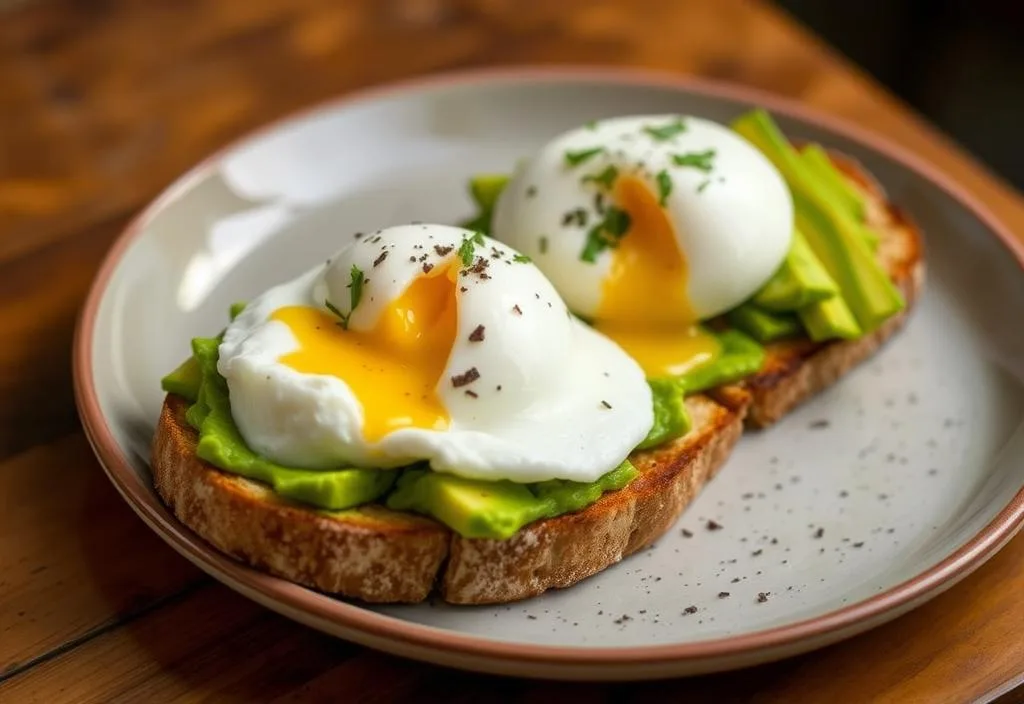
[593,175,721,377]
[271,261,459,441]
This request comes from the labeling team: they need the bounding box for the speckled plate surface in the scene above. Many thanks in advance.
[74,67,1024,680]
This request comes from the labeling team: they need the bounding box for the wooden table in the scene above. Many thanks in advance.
[2,0,1023,700]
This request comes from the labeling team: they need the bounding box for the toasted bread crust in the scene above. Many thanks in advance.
[442,396,743,603]
[150,153,924,604]
[153,394,743,604]
[153,396,450,603]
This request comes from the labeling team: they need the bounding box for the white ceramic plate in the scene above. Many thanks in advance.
[74,67,1024,680]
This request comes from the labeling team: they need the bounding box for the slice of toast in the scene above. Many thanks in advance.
[153,391,743,604]
[151,153,924,604]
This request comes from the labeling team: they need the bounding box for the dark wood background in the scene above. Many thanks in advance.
[1,0,1023,701]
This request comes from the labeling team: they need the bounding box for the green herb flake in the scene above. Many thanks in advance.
[458,231,485,267]
[512,253,532,264]
[697,179,711,193]
[348,265,365,312]
[580,206,632,263]
[539,236,549,254]
[564,146,605,168]
[324,299,348,329]
[656,169,672,206]
[584,120,599,130]
[604,207,631,237]
[672,149,716,172]
[582,164,619,190]
[458,239,475,267]
[324,265,365,329]
[642,118,687,141]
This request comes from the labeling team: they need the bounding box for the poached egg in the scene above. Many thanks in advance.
[491,115,793,376]
[218,224,653,483]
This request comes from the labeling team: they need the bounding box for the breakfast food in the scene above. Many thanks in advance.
[153,109,923,604]
[216,225,651,482]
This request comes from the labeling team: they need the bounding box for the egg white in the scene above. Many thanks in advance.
[491,115,793,320]
[218,224,653,483]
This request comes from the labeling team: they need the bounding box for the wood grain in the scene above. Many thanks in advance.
[0,0,1022,700]
[0,434,203,677]
[4,534,1024,703]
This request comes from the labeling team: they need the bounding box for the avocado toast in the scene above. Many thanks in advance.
[151,111,924,605]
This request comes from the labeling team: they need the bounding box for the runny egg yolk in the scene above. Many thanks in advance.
[593,175,721,377]
[271,261,458,441]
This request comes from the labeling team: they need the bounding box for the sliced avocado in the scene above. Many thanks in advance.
[800,144,864,220]
[732,110,904,333]
[470,174,510,212]
[459,212,493,235]
[753,229,839,312]
[459,174,511,235]
[186,335,396,511]
[678,329,765,394]
[637,378,691,449]
[727,304,803,343]
[161,355,202,403]
[859,224,881,251]
[800,145,879,251]
[387,470,549,540]
[798,293,862,341]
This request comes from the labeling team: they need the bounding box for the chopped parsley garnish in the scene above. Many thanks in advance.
[584,120,599,130]
[672,149,716,172]
[512,253,532,264]
[656,169,672,206]
[642,118,687,141]
[580,205,631,263]
[348,264,365,311]
[458,231,486,266]
[323,264,365,329]
[324,299,347,327]
[582,164,619,190]
[564,146,605,167]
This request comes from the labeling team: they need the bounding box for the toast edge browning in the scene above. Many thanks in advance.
[152,395,450,603]
[441,396,745,604]
[152,394,744,605]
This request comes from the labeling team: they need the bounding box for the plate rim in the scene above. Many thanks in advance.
[73,65,1024,668]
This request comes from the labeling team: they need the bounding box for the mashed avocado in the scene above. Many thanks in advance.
[386,460,637,539]
[178,337,397,511]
